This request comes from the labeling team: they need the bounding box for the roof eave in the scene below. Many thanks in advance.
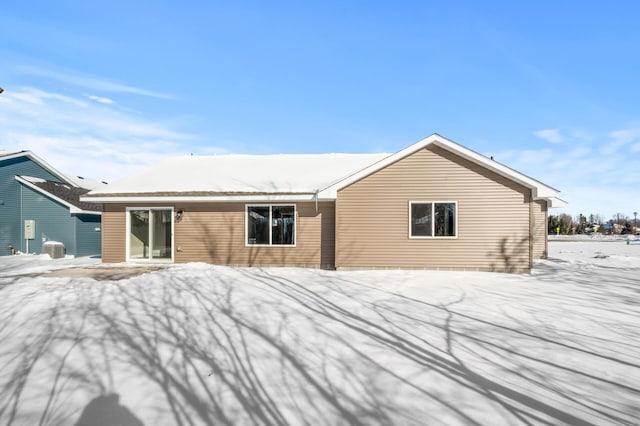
[16,175,101,215]
[3,151,77,186]
[80,193,330,203]
[546,197,568,208]
[318,133,563,200]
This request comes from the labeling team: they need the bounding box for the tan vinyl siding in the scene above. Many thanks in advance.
[100,201,334,268]
[319,203,336,268]
[336,145,533,272]
[532,199,548,259]
[101,203,126,263]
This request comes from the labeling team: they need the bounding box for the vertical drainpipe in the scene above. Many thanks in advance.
[19,184,23,253]
[73,211,77,257]
[314,190,319,213]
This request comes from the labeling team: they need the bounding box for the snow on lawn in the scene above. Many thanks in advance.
[0,242,639,425]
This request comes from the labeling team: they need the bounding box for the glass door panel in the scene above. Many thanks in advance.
[152,209,172,259]
[129,210,149,259]
[128,208,172,261]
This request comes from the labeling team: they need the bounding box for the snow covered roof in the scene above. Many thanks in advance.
[82,133,566,207]
[64,174,109,191]
[83,153,391,201]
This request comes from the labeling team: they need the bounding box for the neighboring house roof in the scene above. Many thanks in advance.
[15,175,102,214]
[1,151,108,190]
[65,174,109,190]
[82,133,566,207]
[0,150,76,186]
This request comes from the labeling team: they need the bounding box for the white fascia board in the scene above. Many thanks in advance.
[15,175,101,215]
[70,207,102,215]
[3,151,76,186]
[433,137,561,196]
[318,134,454,198]
[80,193,328,204]
[548,197,568,208]
[318,133,562,201]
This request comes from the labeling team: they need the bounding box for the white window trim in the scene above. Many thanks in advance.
[245,204,297,247]
[408,201,458,239]
[125,206,175,262]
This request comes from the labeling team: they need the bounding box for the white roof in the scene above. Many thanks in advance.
[65,174,109,190]
[86,153,390,199]
[83,134,566,207]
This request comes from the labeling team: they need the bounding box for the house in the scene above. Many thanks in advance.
[82,134,566,272]
[0,150,104,257]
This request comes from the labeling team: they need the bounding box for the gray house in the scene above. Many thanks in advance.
[0,150,104,257]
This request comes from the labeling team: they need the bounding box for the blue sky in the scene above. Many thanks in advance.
[1,1,639,220]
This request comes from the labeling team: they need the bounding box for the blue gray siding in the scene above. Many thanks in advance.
[75,214,102,257]
[20,184,76,255]
[0,156,63,255]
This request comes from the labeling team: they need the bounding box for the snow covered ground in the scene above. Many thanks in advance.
[0,241,638,425]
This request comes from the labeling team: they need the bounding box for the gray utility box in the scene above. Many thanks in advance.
[42,241,65,259]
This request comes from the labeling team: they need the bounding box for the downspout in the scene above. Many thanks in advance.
[20,184,23,253]
[73,212,77,257]
[315,190,319,213]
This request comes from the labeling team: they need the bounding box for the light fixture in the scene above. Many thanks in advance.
[175,209,184,222]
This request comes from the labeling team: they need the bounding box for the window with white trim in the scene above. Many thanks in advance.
[246,205,295,245]
[127,207,173,261]
[410,201,457,238]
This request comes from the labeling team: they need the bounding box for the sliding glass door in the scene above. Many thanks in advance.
[127,208,173,261]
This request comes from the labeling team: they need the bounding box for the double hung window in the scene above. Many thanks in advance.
[247,205,295,246]
[410,201,457,238]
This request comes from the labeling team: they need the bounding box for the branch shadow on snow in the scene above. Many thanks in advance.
[319,268,640,425]
[0,261,639,425]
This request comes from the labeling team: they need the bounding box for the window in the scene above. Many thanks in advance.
[410,202,456,238]
[247,205,295,246]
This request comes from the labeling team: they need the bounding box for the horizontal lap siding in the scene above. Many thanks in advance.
[102,204,126,262]
[336,145,532,272]
[320,204,336,268]
[174,202,329,267]
[75,214,102,257]
[101,202,333,267]
[21,186,76,255]
[532,200,548,259]
[1,157,64,255]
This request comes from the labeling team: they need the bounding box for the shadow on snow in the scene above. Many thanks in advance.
[0,259,639,425]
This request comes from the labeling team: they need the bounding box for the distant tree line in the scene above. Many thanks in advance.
[548,212,639,235]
